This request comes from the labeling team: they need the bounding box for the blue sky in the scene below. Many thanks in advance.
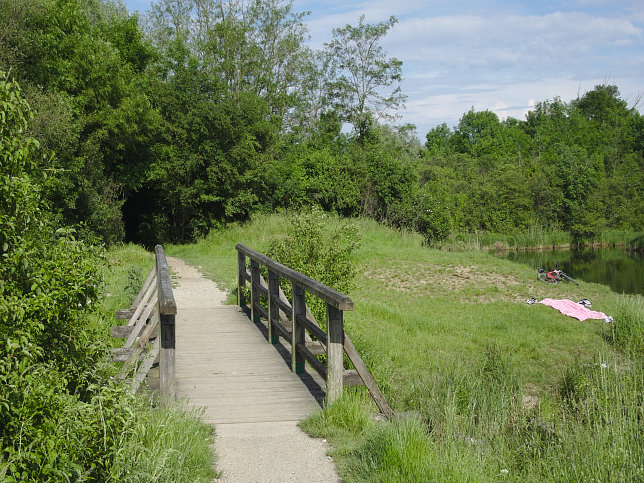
[123,0,644,137]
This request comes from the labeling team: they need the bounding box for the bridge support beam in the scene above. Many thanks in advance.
[237,252,246,307]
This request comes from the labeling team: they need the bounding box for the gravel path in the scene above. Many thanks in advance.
[167,257,341,483]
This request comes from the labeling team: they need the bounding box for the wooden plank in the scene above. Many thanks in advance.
[237,251,246,307]
[236,244,354,311]
[291,282,306,374]
[250,259,261,324]
[268,270,279,344]
[343,334,394,419]
[112,324,158,339]
[110,347,149,362]
[155,245,177,403]
[160,313,176,404]
[118,312,159,380]
[115,309,134,320]
[130,267,156,310]
[305,341,325,356]
[123,293,158,348]
[271,318,292,343]
[296,343,326,380]
[297,314,327,345]
[127,280,156,327]
[254,304,268,321]
[111,325,134,338]
[130,337,160,394]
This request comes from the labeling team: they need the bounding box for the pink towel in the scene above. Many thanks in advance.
[539,298,608,321]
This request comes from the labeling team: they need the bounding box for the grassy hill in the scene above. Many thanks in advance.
[168,212,643,481]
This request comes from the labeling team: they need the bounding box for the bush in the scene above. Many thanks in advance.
[267,208,360,326]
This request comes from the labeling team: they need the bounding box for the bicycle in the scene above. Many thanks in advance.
[537,267,579,285]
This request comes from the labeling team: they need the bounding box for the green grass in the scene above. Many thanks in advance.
[109,401,217,482]
[163,213,643,481]
[99,244,218,481]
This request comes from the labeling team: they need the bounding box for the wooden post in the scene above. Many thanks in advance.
[268,270,279,344]
[159,312,176,403]
[250,258,260,324]
[155,245,177,405]
[291,283,306,374]
[326,303,344,401]
[237,251,246,307]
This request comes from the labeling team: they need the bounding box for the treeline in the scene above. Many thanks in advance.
[1,0,642,248]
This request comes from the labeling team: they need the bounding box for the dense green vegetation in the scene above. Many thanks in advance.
[0,0,641,248]
[171,212,643,482]
[0,76,215,480]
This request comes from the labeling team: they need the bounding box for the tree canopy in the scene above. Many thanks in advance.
[0,0,641,248]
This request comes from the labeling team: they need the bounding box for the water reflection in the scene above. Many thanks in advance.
[502,248,643,295]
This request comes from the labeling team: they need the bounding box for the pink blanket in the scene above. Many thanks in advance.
[539,298,608,321]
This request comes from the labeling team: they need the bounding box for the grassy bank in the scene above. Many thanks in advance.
[437,227,643,252]
[100,244,218,481]
[167,213,643,481]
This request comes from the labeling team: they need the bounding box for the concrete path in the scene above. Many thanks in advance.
[167,257,340,482]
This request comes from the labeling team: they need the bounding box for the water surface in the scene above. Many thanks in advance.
[501,248,643,296]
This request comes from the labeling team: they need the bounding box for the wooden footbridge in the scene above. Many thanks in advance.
[112,245,393,426]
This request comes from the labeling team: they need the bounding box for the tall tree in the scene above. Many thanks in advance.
[324,15,405,136]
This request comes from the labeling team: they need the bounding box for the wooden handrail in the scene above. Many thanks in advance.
[236,243,354,310]
[236,244,394,418]
[112,245,177,401]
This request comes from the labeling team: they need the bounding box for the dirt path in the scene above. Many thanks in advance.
[167,257,341,483]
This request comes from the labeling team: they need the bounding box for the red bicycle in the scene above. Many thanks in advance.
[537,267,579,285]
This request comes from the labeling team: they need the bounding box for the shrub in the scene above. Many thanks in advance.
[267,208,360,326]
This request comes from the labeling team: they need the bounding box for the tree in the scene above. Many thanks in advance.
[425,122,453,157]
[325,15,405,136]
[146,0,308,129]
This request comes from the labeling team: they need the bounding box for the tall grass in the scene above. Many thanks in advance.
[109,401,217,482]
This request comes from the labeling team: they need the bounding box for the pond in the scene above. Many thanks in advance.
[500,248,644,296]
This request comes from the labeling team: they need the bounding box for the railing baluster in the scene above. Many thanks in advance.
[326,303,344,402]
[268,270,279,344]
[250,259,260,324]
[238,251,246,307]
[291,283,306,374]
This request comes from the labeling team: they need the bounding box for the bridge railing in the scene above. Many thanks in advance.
[111,245,176,403]
[236,243,393,418]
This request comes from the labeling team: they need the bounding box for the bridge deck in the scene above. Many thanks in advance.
[175,305,324,424]
[170,258,325,424]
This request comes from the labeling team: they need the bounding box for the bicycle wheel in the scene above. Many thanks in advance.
[538,272,558,284]
[560,273,579,285]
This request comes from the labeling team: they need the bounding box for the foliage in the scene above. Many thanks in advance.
[267,209,359,326]
[0,72,216,481]
[0,71,114,479]
[109,403,217,482]
[324,15,405,136]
